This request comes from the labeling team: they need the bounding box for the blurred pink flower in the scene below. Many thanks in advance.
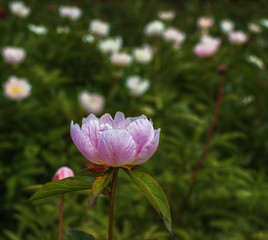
[229,31,248,44]
[110,52,132,67]
[71,112,160,167]
[197,17,214,29]
[90,19,110,36]
[163,27,186,48]
[3,76,31,100]
[59,6,82,20]
[2,47,26,64]
[194,35,220,58]
[79,91,105,115]
[158,10,175,21]
[52,166,74,181]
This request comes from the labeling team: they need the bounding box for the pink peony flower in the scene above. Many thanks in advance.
[79,91,105,115]
[71,112,160,167]
[90,19,110,36]
[197,17,214,29]
[158,10,175,21]
[228,31,248,44]
[58,6,82,20]
[110,52,132,67]
[194,35,220,58]
[2,47,26,64]
[52,166,74,181]
[163,27,186,48]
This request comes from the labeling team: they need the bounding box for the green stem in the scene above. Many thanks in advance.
[58,194,65,240]
[108,170,118,240]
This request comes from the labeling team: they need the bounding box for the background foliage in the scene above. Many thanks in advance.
[1,0,268,239]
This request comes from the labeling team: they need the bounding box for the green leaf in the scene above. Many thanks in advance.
[65,230,95,240]
[88,169,114,208]
[125,168,173,234]
[29,176,95,201]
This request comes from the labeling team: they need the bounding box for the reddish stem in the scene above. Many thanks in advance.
[177,76,225,225]
[192,76,225,180]
[58,194,65,240]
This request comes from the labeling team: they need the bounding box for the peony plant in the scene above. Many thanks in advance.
[30,112,172,240]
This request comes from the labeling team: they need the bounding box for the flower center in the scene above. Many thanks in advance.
[10,86,22,94]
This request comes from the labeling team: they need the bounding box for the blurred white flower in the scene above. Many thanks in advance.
[241,95,255,105]
[197,17,214,29]
[144,20,165,36]
[259,19,268,28]
[2,47,26,64]
[158,10,175,21]
[194,35,220,58]
[163,27,186,48]
[98,37,122,54]
[3,76,31,100]
[220,19,234,33]
[229,31,248,44]
[82,34,95,43]
[110,52,132,67]
[248,23,262,33]
[59,6,82,20]
[133,46,153,64]
[125,75,150,96]
[9,1,30,18]
[90,19,110,36]
[79,91,105,114]
[28,24,48,35]
[56,26,70,34]
[247,55,265,69]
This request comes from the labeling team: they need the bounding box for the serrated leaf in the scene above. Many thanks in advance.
[29,176,95,201]
[65,230,95,240]
[125,168,173,234]
[88,169,114,208]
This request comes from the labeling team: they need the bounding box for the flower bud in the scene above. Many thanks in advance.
[52,167,74,181]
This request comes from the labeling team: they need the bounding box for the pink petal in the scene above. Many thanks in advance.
[82,120,100,150]
[70,121,101,164]
[82,114,98,125]
[113,112,131,128]
[99,113,113,126]
[127,115,147,122]
[97,129,136,167]
[130,129,160,165]
[126,118,155,154]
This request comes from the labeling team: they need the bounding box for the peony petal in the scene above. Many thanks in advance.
[82,114,98,125]
[70,121,101,164]
[81,120,100,150]
[131,129,160,165]
[97,129,136,167]
[126,118,155,154]
[113,112,131,128]
[99,113,114,127]
[127,115,147,122]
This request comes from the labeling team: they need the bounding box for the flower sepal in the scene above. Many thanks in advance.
[88,168,115,208]
[85,162,110,174]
